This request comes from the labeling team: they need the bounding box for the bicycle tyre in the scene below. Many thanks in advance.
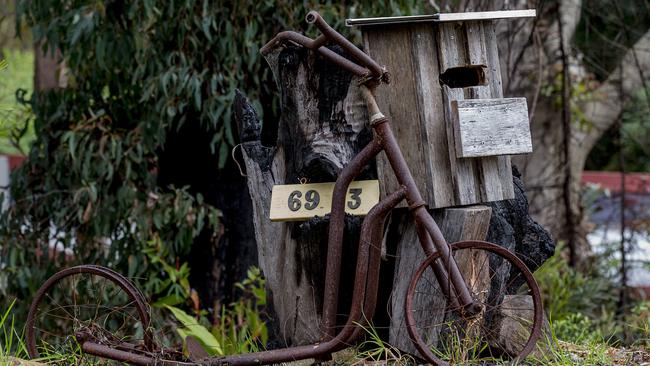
[405,241,543,365]
[26,265,154,362]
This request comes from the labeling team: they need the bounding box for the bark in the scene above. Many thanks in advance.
[234,44,374,345]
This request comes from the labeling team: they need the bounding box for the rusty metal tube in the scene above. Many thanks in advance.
[414,219,460,308]
[373,122,424,207]
[82,342,155,366]
[260,31,369,77]
[329,187,406,349]
[374,121,476,309]
[359,85,385,124]
[214,187,406,366]
[305,11,385,78]
[348,187,406,342]
[321,138,384,339]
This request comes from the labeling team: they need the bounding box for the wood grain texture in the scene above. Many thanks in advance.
[364,25,445,208]
[437,20,517,204]
[362,20,518,208]
[465,21,503,202]
[389,206,492,355]
[438,22,481,205]
[411,24,456,208]
[452,98,532,158]
[483,20,515,199]
[242,143,325,344]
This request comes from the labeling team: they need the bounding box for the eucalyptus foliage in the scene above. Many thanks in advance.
[0,0,427,313]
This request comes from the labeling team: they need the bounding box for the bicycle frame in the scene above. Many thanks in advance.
[77,11,482,366]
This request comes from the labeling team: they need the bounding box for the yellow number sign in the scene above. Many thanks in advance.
[269,180,380,221]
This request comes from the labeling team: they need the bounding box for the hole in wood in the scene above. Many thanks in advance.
[439,65,488,88]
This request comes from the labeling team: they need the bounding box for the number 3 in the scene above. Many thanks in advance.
[347,188,362,209]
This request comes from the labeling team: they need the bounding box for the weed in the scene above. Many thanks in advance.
[165,266,268,357]
[166,305,224,356]
[0,49,34,155]
[629,301,650,347]
[354,319,415,365]
[534,248,618,322]
[0,299,28,365]
[213,266,268,355]
[534,246,650,347]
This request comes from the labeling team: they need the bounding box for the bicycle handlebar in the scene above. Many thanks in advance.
[261,11,388,83]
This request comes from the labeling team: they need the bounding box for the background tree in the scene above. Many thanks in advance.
[446,0,650,266]
[0,0,429,319]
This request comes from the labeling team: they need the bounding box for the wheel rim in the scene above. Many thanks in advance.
[405,241,543,365]
[26,265,153,363]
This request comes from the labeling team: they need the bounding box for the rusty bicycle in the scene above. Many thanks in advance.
[26,10,544,366]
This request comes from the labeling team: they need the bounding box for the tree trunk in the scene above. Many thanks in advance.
[34,43,61,91]
[235,44,374,345]
[157,119,259,311]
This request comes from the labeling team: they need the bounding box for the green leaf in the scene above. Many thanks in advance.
[152,294,185,307]
[165,305,223,355]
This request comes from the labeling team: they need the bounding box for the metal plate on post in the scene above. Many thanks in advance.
[269,180,380,221]
[346,9,536,27]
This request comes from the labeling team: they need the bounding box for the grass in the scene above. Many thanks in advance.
[0,300,28,364]
[353,319,415,365]
[1,258,647,365]
[1,300,648,366]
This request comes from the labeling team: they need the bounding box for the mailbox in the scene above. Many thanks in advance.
[347,10,536,208]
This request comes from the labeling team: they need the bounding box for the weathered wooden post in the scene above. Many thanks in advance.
[346,9,539,353]
[235,8,553,355]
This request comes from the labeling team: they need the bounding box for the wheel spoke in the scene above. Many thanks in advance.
[405,242,543,365]
[26,265,153,362]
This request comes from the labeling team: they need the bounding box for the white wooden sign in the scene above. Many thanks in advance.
[452,98,533,158]
[269,180,380,221]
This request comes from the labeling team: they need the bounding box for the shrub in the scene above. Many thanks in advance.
[0,0,429,321]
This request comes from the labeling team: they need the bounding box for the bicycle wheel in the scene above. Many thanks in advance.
[26,265,154,364]
[405,241,543,366]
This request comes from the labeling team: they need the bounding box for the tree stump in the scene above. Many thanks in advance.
[234,44,555,350]
[234,44,373,345]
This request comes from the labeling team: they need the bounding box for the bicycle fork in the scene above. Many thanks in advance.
[361,84,481,318]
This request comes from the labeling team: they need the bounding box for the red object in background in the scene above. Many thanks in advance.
[8,155,26,171]
[582,171,650,194]
[631,286,650,301]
